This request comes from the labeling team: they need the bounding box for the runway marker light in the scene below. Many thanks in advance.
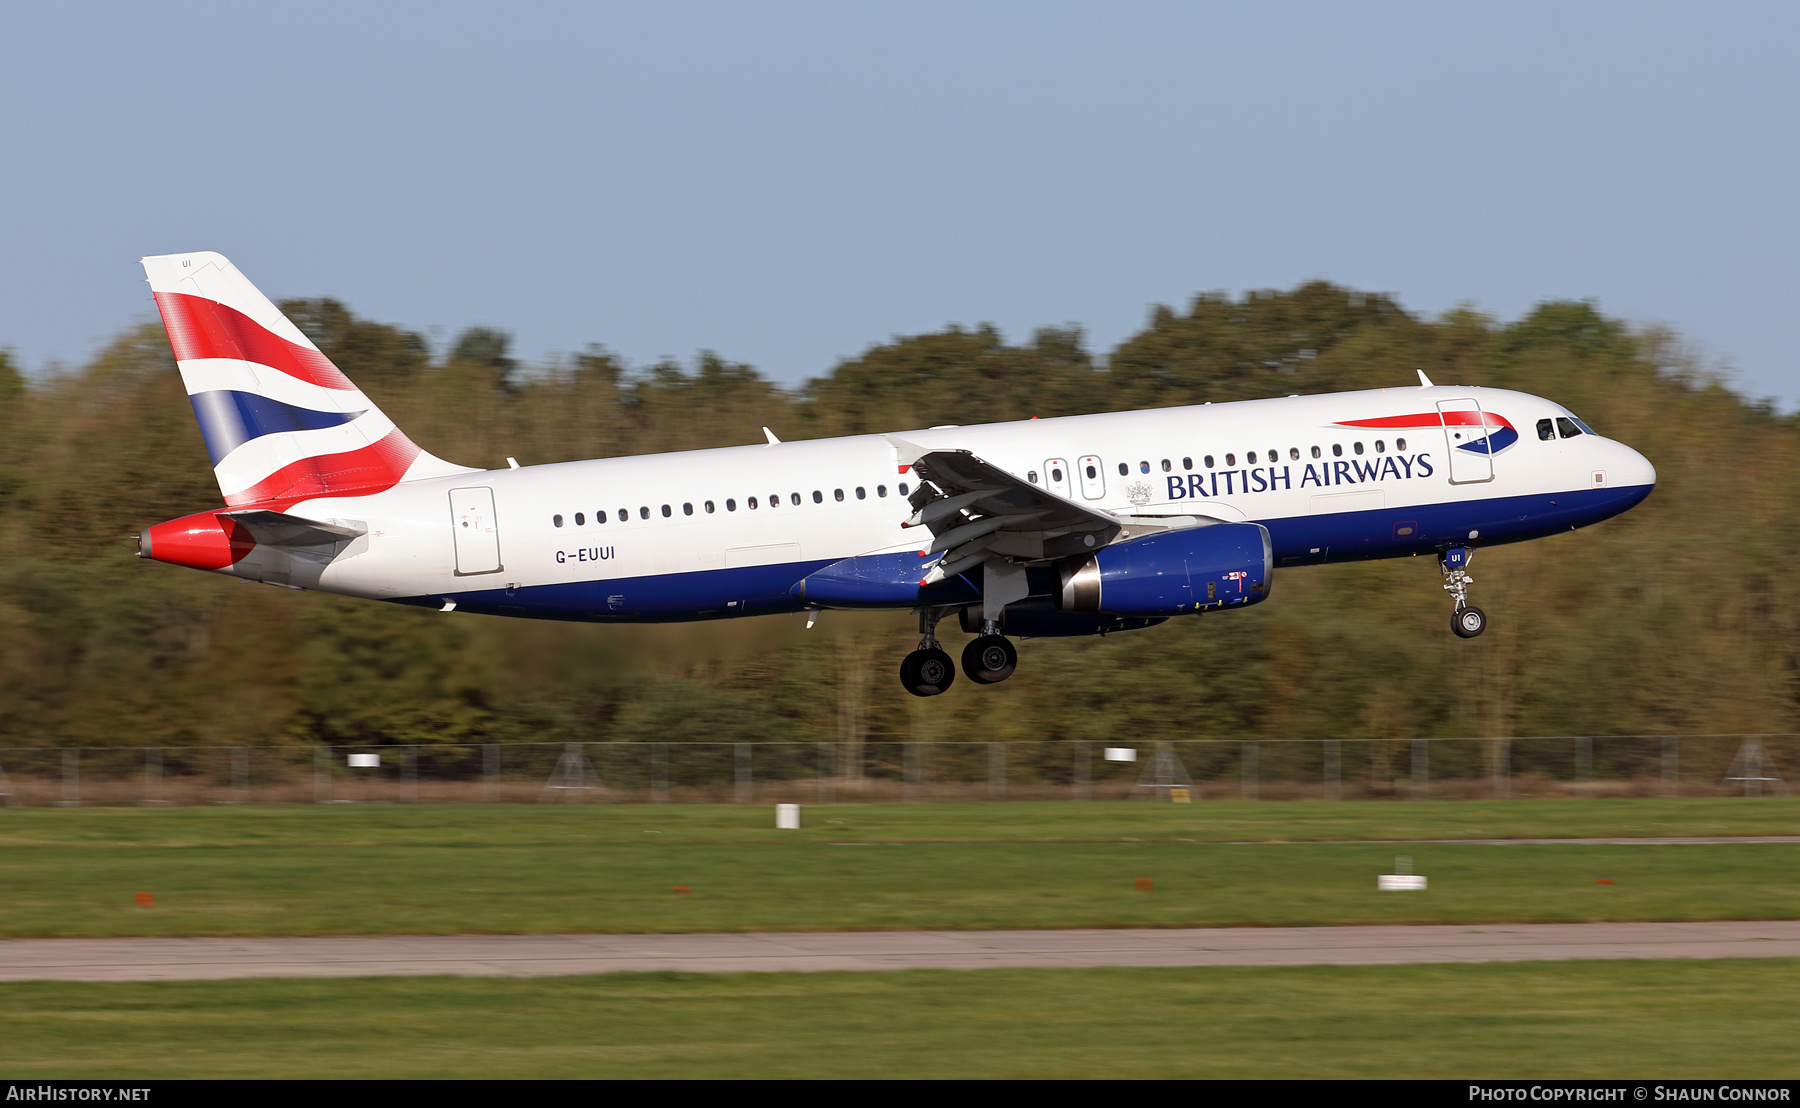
[776,803,800,830]
[134,892,153,906]
[1104,747,1137,763]
[1135,878,1153,892]
[1170,787,1191,803]
[1595,877,1614,885]
[673,885,692,897]
[348,753,379,768]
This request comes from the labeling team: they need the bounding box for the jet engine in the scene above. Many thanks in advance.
[1056,522,1273,616]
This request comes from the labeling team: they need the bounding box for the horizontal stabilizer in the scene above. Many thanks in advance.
[218,509,365,549]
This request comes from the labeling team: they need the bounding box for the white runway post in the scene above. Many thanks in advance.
[1380,854,1427,891]
[776,803,800,829]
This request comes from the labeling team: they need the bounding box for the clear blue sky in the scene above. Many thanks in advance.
[3,3,1795,406]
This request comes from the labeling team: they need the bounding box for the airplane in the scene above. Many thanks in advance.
[134,252,1657,696]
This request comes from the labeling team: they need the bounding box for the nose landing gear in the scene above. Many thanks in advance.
[900,607,956,697]
[1441,546,1487,638]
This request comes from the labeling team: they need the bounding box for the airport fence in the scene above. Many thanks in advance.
[0,735,1791,806]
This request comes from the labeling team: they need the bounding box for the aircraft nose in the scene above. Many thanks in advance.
[1618,442,1656,489]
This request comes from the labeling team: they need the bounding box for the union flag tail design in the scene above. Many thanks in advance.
[141,251,471,509]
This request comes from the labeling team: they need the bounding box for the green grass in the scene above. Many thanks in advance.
[4,796,1796,847]
[4,960,1798,1078]
[0,800,1795,937]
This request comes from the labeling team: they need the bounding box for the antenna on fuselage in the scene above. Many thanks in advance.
[1417,370,1436,388]
[763,427,781,445]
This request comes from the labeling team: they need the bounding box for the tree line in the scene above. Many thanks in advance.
[0,283,1795,764]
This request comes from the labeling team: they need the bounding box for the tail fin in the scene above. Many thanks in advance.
[141,251,473,509]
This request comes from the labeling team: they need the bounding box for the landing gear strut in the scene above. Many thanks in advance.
[900,608,956,696]
[1441,546,1487,638]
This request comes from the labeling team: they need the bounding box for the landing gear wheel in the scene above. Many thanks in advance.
[961,635,1018,684]
[900,648,956,697]
[1452,606,1487,638]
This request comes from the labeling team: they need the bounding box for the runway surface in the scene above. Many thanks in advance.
[3,921,1799,981]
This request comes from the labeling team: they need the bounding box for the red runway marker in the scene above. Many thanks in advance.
[134,892,153,906]
[1135,878,1153,892]
[673,885,692,897]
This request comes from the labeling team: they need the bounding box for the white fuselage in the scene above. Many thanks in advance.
[263,384,1653,621]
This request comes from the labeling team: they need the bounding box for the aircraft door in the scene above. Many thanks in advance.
[1077,455,1106,499]
[1045,458,1070,498]
[1436,399,1495,485]
[450,486,504,575]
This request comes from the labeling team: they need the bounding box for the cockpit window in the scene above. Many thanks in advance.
[1537,418,1555,441]
[1556,417,1583,439]
[1570,416,1598,436]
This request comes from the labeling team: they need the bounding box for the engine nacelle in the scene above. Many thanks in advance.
[1058,522,1272,616]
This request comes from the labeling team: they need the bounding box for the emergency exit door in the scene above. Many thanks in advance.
[450,487,503,575]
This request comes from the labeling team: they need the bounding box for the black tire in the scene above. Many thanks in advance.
[961,635,1018,684]
[1452,605,1487,638]
[900,648,956,697]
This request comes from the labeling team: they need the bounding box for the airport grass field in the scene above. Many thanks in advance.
[4,961,1800,1079]
[0,799,1795,937]
[2,798,1797,1078]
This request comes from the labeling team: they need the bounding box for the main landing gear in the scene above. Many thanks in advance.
[1441,546,1487,638]
[900,608,957,697]
[899,609,1020,695]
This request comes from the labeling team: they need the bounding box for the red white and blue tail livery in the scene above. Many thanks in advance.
[135,253,1657,695]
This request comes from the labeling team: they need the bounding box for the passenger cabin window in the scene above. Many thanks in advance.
[1332,444,1343,457]
[1117,462,1128,476]
[1086,465,1097,479]
[877,485,888,497]
[1225,453,1236,466]
[639,507,650,519]
[899,482,909,495]
[1353,442,1364,455]
[1396,437,1407,451]
[1289,448,1300,460]
[812,490,823,503]
[791,492,801,506]
[1311,446,1321,459]
[1204,455,1215,468]
[1028,471,1039,484]
[618,507,629,521]
[1139,461,1150,474]
[748,497,758,509]
[726,499,736,511]
[1537,418,1555,441]
[1182,457,1192,470]
[834,489,845,502]
[682,503,693,516]
[553,514,564,528]
[576,512,587,525]
[768,494,779,508]
[704,501,715,513]
[1052,467,1064,482]
[1557,417,1583,439]
[855,487,866,499]
[661,504,672,517]
[1161,459,1171,472]
[1374,441,1385,454]
[597,510,607,524]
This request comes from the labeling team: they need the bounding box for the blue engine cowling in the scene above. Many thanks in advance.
[1058,522,1273,616]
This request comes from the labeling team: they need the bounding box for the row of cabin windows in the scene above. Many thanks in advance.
[551,482,910,528]
[1024,440,1411,485]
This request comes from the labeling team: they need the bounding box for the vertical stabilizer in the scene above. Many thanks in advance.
[141,251,473,508]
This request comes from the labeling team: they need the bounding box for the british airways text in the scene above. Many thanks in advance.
[1166,454,1435,500]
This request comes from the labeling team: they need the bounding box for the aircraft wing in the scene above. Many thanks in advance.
[888,436,1122,580]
